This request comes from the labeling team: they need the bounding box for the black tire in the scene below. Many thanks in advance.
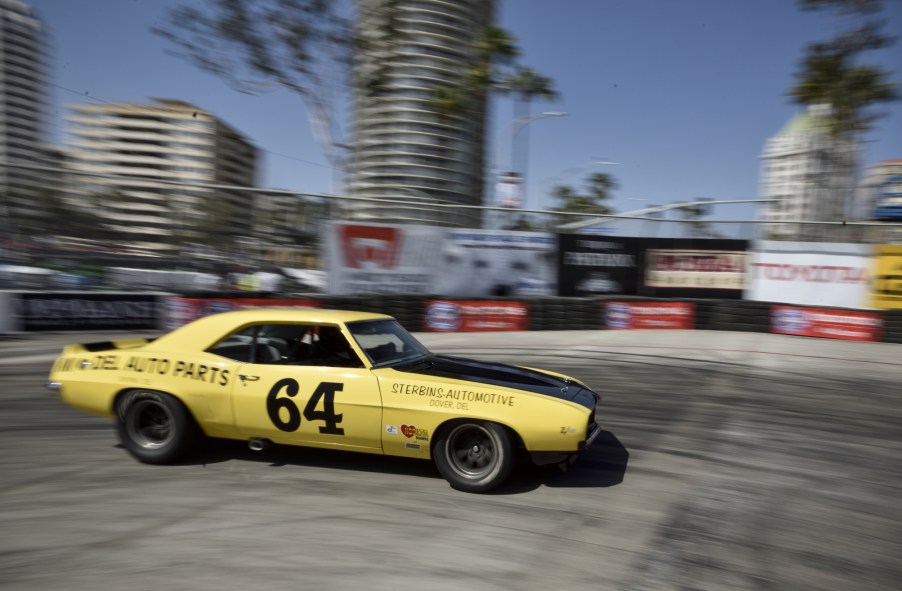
[433,421,514,493]
[115,390,197,464]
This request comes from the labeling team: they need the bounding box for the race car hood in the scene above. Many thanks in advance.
[394,354,598,410]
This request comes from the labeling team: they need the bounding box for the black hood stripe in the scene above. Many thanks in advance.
[395,354,592,406]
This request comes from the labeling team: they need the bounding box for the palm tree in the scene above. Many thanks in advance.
[551,172,618,229]
[787,0,898,230]
[429,24,521,118]
[788,0,898,141]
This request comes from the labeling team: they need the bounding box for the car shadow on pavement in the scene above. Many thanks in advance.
[165,439,441,481]
[145,429,629,494]
[494,430,629,493]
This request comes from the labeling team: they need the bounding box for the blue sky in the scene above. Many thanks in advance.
[29,0,902,221]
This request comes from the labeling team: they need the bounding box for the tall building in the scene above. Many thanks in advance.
[856,159,902,243]
[0,0,48,237]
[65,99,257,254]
[858,159,902,221]
[349,0,493,227]
[758,104,855,241]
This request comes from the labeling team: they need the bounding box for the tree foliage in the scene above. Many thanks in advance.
[154,0,352,96]
[788,0,899,140]
[500,66,559,105]
[153,0,354,183]
[550,172,618,226]
[428,25,557,119]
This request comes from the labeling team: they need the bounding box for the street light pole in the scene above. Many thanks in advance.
[490,111,567,228]
[497,111,567,175]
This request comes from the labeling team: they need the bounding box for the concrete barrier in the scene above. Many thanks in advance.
[3,291,901,345]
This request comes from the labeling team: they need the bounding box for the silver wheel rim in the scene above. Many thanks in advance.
[444,424,498,479]
[126,399,174,449]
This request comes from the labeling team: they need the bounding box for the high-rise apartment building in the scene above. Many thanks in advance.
[66,99,257,254]
[758,104,854,241]
[858,159,902,221]
[0,0,47,236]
[349,0,493,227]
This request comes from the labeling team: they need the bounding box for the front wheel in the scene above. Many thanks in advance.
[433,421,514,493]
[116,390,197,464]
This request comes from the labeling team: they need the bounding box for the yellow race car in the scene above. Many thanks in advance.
[47,309,601,492]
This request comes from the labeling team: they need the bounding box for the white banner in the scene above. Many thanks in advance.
[326,222,445,294]
[744,241,871,309]
[327,224,557,296]
[435,230,557,296]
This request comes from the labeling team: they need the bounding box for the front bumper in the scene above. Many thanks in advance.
[530,421,602,466]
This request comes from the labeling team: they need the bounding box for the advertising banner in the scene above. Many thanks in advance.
[19,293,163,331]
[558,235,643,297]
[643,240,747,297]
[327,224,557,297]
[166,297,319,330]
[770,305,882,342]
[436,230,557,297]
[745,241,871,309]
[424,300,529,332]
[871,244,902,309]
[603,301,695,330]
[326,222,445,295]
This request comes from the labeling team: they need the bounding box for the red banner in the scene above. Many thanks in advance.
[166,297,319,329]
[424,300,529,332]
[770,305,882,342]
[604,301,695,330]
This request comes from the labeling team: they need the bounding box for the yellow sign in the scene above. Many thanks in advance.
[871,245,902,309]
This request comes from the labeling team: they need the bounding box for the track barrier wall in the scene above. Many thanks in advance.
[4,232,902,343]
[4,291,902,345]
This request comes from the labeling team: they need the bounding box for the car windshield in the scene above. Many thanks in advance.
[347,319,431,368]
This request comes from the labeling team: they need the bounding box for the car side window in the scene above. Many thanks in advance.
[207,326,259,362]
[207,323,364,368]
[307,326,364,368]
[207,324,285,364]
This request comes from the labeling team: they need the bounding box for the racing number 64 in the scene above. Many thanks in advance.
[266,378,345,435]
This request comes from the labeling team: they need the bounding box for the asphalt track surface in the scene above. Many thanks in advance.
[1,329,900,591]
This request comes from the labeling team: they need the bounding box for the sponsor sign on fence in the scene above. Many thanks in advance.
[645,248,746,291]
[326,222,445,294]
[19,293,163,331]
[745,241,871,309]
[326,223,556,297]
[603,301,695,330]
[871,245,902,309]
[424,300,529,332]
[558,235,643,297]
[166,298,318,330]
[435,230,557,297]
[770,305,882,342]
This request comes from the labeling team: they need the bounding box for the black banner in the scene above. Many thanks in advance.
[557,235,644,296]
[20,293,163,331]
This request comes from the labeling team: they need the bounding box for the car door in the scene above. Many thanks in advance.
[226,323,383,452]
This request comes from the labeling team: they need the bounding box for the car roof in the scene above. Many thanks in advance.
[153,308,395,352]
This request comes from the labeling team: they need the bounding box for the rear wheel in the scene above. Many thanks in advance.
[116,390,197,464]
[433,421,514,493]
